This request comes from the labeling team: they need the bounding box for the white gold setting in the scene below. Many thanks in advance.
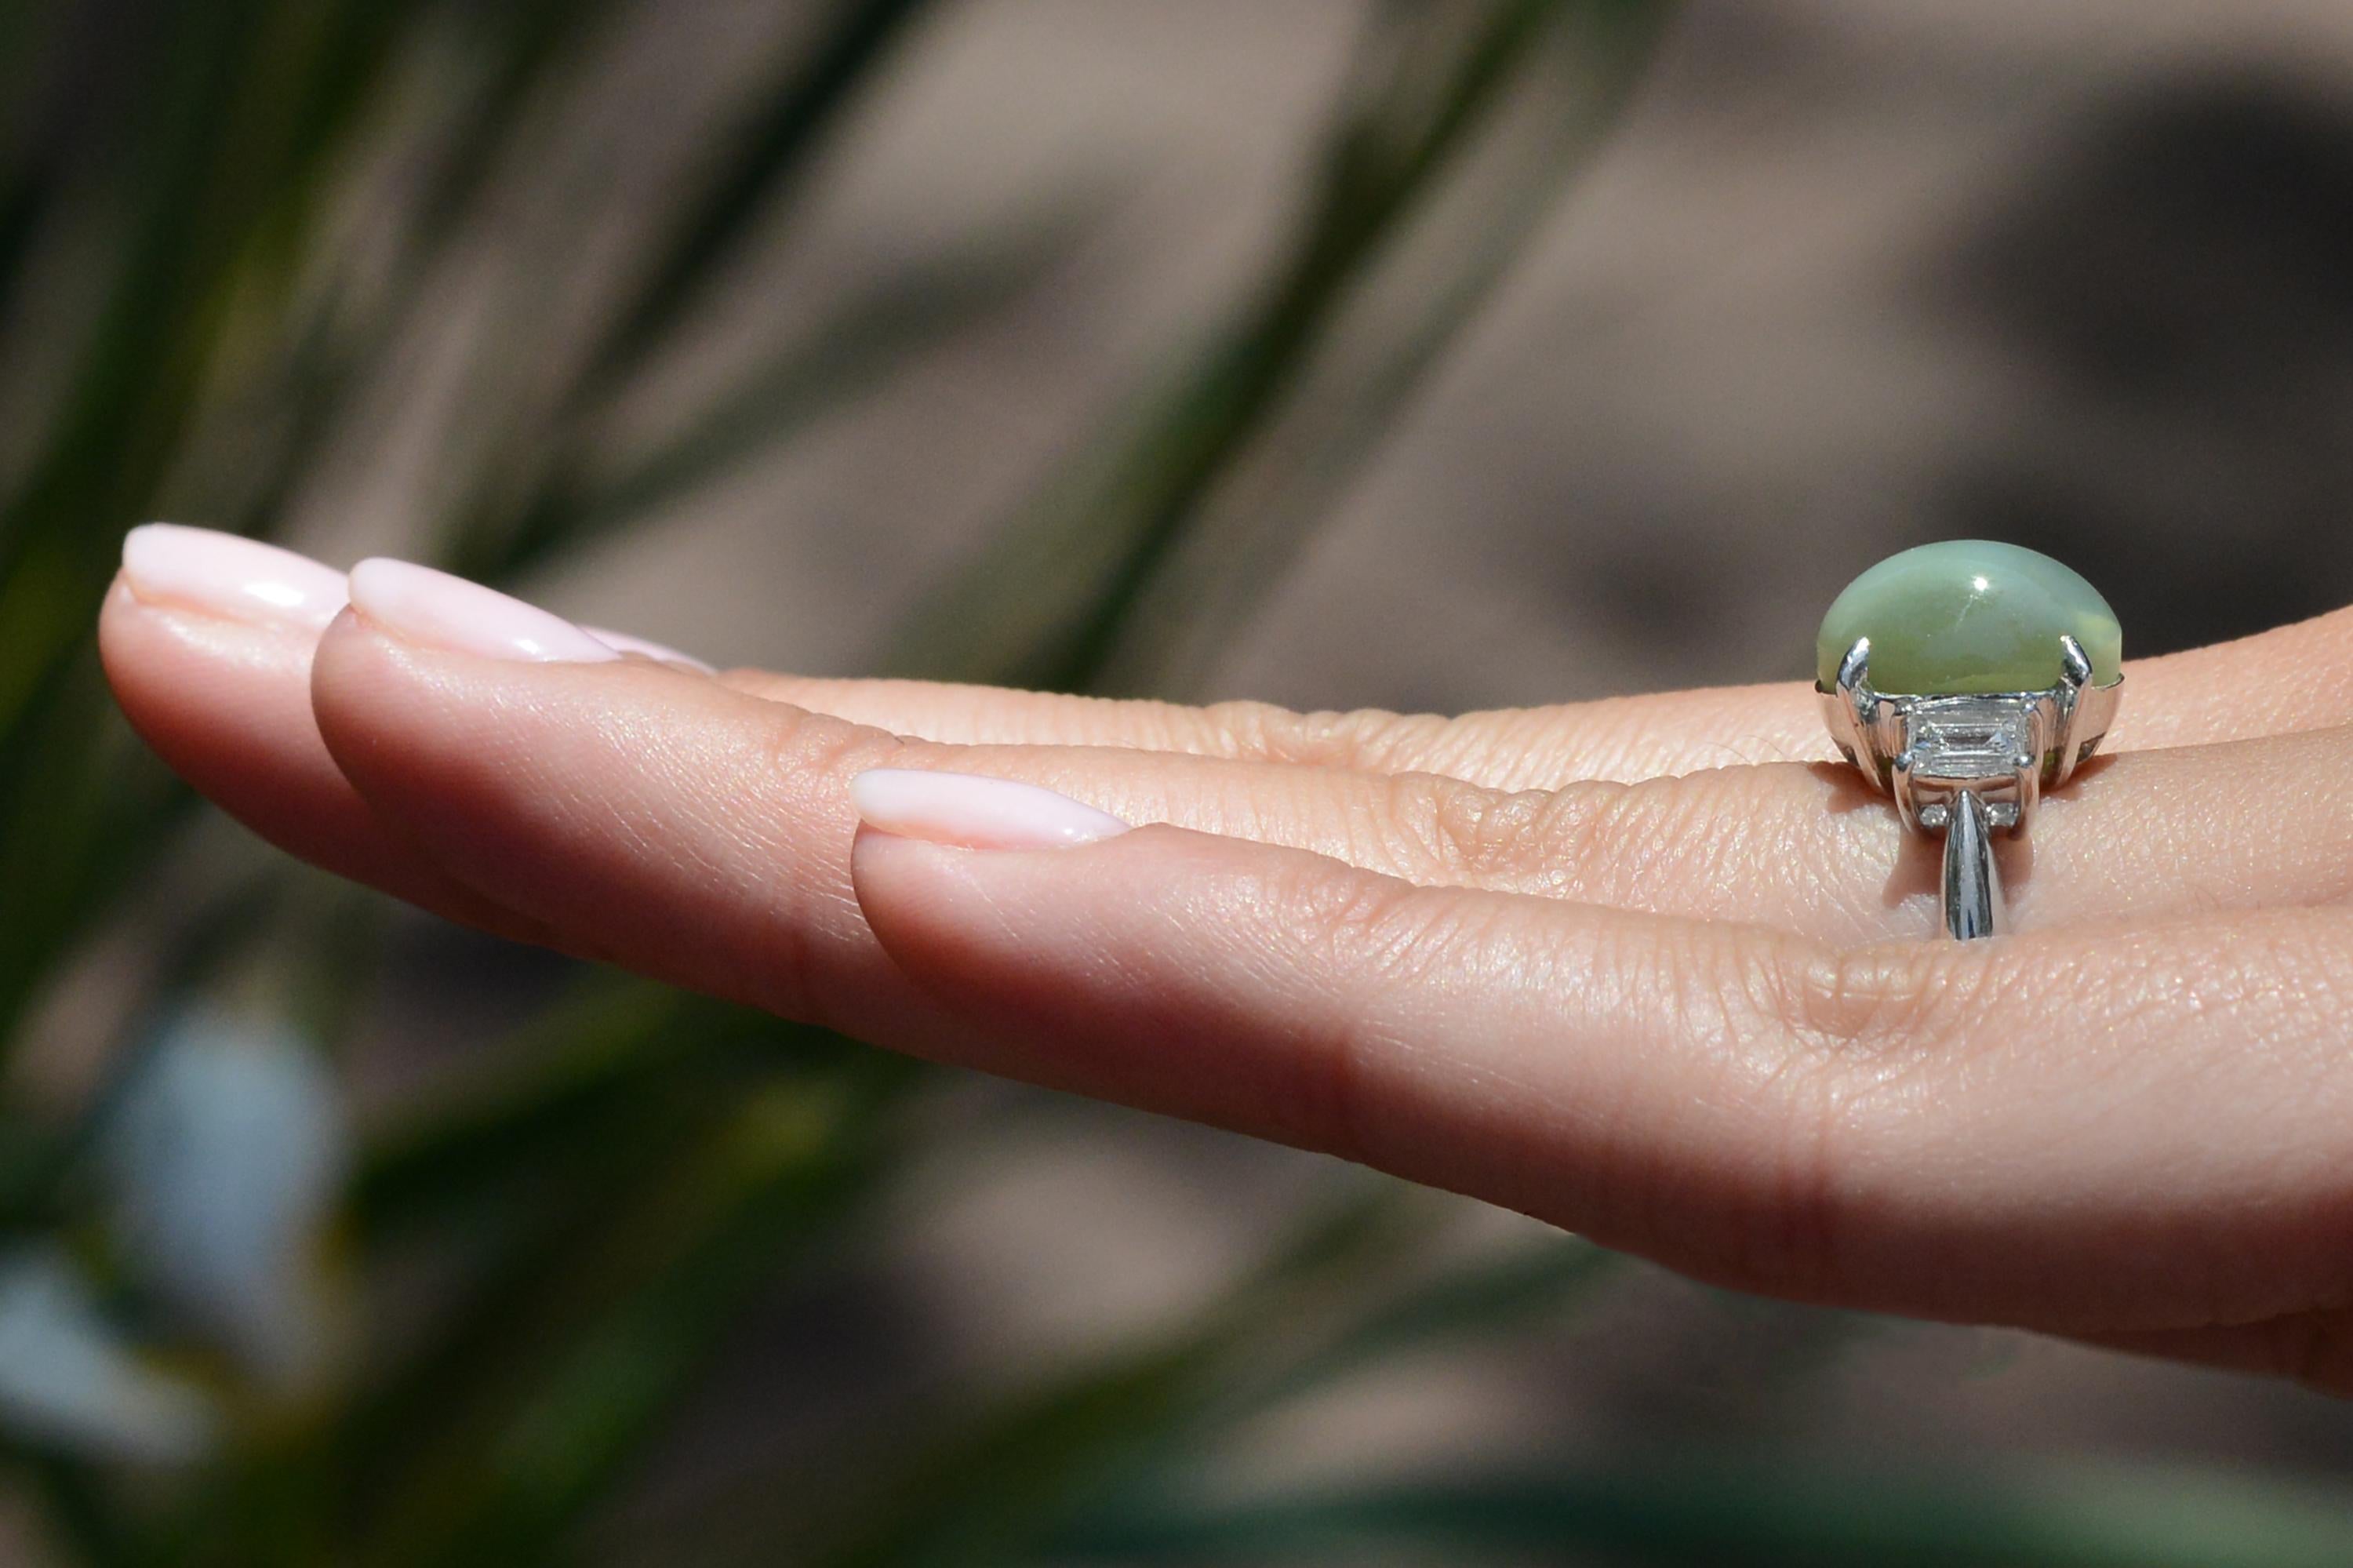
[1818,634,2122,940]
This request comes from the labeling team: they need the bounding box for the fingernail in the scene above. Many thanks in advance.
[850,769,1130,849]
[120,523,349,632]
[584,626,716,674]
[347,558,620,664]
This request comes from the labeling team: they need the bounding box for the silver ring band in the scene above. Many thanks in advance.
[1941,788,2001,940]
[1819,633,2122,940]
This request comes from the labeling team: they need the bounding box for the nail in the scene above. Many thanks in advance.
[120,523,349,632]
[850,769,1130,849]
[346,558,620,664]
[584,626,716,674]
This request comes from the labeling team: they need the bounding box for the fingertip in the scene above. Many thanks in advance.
[117,522,350,633]
[344,558,622,665]
[849,818,1038,963]
[101,575,322,736]
[846,816,1275,998]
[847,820,970,924]
[849,767,1131,850]
[584,626,717,674]
[97,575,416,880]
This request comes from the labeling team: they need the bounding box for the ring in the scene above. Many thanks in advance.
[1815,540,2124,940]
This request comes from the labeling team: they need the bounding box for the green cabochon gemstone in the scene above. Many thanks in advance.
[1815,540,2122,695]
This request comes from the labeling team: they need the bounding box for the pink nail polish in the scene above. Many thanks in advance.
[120,523,348,631]
[346,559,620,664]
[584,626,716,673]
[850,769,1130,849]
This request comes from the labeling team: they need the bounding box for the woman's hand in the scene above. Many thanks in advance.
[98,526,2353,1391]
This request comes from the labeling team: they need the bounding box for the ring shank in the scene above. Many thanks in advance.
[1942,788,2002,939]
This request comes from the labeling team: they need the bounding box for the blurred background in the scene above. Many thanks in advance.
[4,0,2353,1563]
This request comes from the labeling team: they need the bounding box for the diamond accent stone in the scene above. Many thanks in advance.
[1902,696,2035,780]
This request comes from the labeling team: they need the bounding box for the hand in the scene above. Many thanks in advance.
[99,526,2353,1392]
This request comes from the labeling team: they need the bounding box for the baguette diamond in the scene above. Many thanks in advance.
[1906,697,2036,777]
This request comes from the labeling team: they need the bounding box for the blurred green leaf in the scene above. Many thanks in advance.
[1236,1237,1620,1417]
[1056,1465,2353,1568]
[362,1071,900,1567]
[788,1188,1435,1568]
[0,0,400,617]
[0,656,184,1058]
[348,976,702,1244]
[644,1201,1621,1568]
[26,1450,144,1568]
[197,0,635,549]
[1096,0,1675,695]
[571,0,936,409]
[458,198,1099,581]
[441,0,938,583]
[887,0,1667,693]
[0,0,417,1097]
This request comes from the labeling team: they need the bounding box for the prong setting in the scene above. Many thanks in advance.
[2058,633,2093,689]
[1818,632,2122,937]
[1815,543,2122,939]
[1890,747,1919,828]
[1835,637,1875,728]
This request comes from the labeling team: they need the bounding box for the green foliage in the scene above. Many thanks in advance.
[1056,1467,2353,1567]
[0,2,2325,1566]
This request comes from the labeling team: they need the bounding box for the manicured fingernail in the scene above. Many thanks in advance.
[584,626,716,674]
[120,523,348,632]
[347,558,620,664]
[850,769,1130,849]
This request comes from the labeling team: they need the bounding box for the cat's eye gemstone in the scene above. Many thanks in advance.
[1814,540,2122,695]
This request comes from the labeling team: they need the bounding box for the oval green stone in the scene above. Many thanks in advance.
[1815,540,2122,695]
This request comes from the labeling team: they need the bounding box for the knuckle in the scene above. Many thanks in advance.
[1721,1054,1857,1301]
[1281,858,1450,991]
[1786,945,1951,1050]
[1778,938,2014,1064]
[1222,701,1446,773]
[742,706,907,1024]
[1377,768,1760,908]
[1218,700,1538,786]
[751,701,899,781]
[1372,771,1627,891]
[1529,779,1653,897]
[1663,930,1867,1298]
[1373,772,1524,880]
[1556,922,1907,1301]
[1572,771,1773,907]
[1261,869,1462,1163]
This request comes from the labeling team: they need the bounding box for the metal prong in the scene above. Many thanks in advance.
[1890,747,1919,830]
[2058,633,2092,689]
[1942,789,2002,939]
[1835,636,1875,730]
[1835,636,1871,693]
[2009,750,2040,834]
[2051,633,2103,788]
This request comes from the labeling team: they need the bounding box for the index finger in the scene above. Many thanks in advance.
[847,799,2353,1338]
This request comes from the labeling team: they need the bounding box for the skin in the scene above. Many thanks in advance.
[95,561,2353,1394]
